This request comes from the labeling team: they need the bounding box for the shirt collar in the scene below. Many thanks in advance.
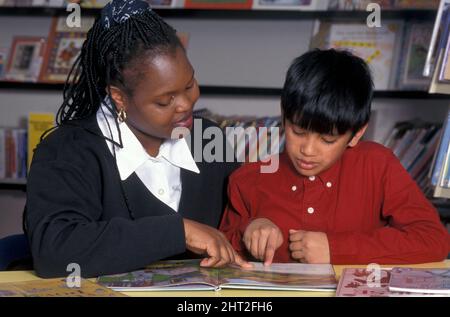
[316,156,341,187]
[280,151,341,188]
[96,98,200,180]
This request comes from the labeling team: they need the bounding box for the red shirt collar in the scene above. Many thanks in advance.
[279,151,342,188]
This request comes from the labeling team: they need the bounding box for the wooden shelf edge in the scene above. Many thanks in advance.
[0,179,27,191]
[0,81,449,99]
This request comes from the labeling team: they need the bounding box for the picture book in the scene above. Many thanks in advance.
[336,268,445,297]
[397,22,433,90]
[27,112,55,169]
[5,37,46,82]
[97,259,337,292]
[310,21,401,90]
[388,267,450,295]
[39,16,95,83]
[0,278,125,297]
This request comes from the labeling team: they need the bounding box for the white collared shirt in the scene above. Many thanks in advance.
[96,98,200,212]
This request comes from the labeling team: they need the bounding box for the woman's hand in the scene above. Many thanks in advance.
[183,218,252,268]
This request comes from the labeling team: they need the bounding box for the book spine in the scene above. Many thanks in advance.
[431,109,450,185]
[0,128,4,179]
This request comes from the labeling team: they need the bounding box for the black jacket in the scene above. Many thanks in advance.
[24,115,238,278]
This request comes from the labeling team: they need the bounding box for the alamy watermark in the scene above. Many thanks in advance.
[66,3,82,28]
[65,2,383,29]
[366,263,382,288]
[172,119,280,174]
[66,263,81,288]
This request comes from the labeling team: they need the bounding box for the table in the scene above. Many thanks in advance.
[0,261,448,297]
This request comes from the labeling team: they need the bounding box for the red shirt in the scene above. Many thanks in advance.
[220,141,449,264]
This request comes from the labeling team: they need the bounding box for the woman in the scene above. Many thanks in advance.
[25,0,249,278]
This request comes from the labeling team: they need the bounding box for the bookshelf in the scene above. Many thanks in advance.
[0,7,440,20]
[0,4,449,239]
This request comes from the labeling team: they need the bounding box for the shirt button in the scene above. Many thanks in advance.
[291,185,297,191]
[158,189,165,195]
[309,176,316,181]
[326,182,332,188]
[307,207,314,214]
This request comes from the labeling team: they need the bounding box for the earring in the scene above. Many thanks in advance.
[117,108,127,123]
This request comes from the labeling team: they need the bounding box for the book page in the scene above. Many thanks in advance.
[219,262,337,291]
[97,260,220,291]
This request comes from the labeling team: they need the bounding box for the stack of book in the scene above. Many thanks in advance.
[426,0,450,94]
[382,109,450,200]
[0,112,54,182]
[383,120,442,189]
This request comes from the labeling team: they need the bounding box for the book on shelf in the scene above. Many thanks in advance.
[252,0,329,11]
[39,16,95,83]
[184,0,253,9]
[0,128,27,180]
[5,36,46,83]
[394,0,440,9]
[144,0,179,8]
[97,259,337,292]
[79,0,110,8]
[383,119,443,193]
[193,108,283,162]
[434,147,450,198]
[27,112,55,169]
[0,278,125,297]
[424,0,450,87]
[336,267,446,297]
[80,0,181,8]
[327,0,439,10]
[0,129,3,179]
[0,47,7,80]
[388,267,450,295]
[310,20,402,90]
[396,22,434,90]
[428,0,450,93]
[428,107,450,198]
[0,0,70,7]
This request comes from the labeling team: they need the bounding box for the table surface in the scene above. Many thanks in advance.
[0,260,449,297]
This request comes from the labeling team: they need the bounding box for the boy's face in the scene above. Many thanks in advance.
[284,119,367,177]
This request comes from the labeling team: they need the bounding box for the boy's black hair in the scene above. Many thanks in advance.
[281,49,373,136]
[57,10,183,138]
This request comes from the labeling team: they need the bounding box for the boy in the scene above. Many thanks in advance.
[220,49,449,265]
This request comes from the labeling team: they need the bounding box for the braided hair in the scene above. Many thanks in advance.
[56,9,183,147]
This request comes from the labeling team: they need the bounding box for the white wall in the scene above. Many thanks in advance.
[0,13,449,238]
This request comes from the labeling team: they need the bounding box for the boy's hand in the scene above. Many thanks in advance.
[243,218,283,266]
[183,218,252,269]
[289,230,330,264]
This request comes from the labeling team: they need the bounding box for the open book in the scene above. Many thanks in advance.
[97,259,337,292]
[388,267,450,295]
